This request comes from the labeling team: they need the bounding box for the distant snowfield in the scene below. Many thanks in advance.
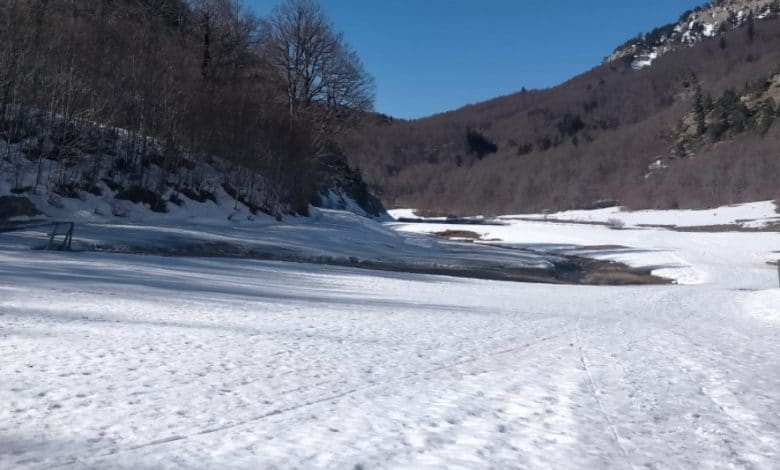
[503,200,780,230]
[390,202,779,286]
[1,204,779,468]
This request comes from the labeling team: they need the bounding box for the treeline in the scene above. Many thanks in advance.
[0,0,373,216]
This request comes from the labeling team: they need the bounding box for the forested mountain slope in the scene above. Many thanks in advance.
[346,11,780,215]
[0,0,384,220]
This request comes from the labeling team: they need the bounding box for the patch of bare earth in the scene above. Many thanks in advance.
[581,260,670,285]
[579,244,630,250]
[668,221,780,232]
[434,230,482,240]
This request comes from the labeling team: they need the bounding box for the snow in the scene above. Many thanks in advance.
[499,200,780,230]
[0,208,555,276]
[648,159,666,171]
[317,189,390,221]
[392,202,779,286]
[744,288,780,323]
[612,0,780,72]
[2,204,779,468]
[631,50,658,70]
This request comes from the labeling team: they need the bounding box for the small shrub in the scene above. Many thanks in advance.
[536,136,553,151]
[53,182,81,199]
[222,183,238,199]
[101,178,122,192]
[557,113,585,137]
[606,217,626,229]
[116,186,167,213]
[112,202,131,217]
[0,196,40,219]
[169,193,185,206]
[0,119,34,144]
[180,187,216,203]
[516,143,534,156]
[10,186,33,195]
[112,157,133,172]
[141,150,164,168]
[82,183,102,196]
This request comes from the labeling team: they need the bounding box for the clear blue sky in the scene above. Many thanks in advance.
[246,0,704,119]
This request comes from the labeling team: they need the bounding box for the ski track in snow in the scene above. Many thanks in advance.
[1,210,779,469]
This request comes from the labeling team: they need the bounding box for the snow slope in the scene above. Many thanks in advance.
[1,206,779,468]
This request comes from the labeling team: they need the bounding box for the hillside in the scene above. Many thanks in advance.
[607,0,780,69]
[0,0,384,222]
[345,7,780,215]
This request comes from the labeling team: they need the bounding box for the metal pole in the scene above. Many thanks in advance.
[47,224,56,250]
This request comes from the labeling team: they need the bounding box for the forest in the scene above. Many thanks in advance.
[0,0,374,216]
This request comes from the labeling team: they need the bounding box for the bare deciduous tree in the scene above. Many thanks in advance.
[265,0,374,155]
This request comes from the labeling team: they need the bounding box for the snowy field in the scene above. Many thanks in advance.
[501,201,780,230]
[1,204,779,468]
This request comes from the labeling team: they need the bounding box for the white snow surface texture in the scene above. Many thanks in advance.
[1,204,779,469]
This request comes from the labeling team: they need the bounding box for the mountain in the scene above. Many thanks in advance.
[608,0,780,69]
[344,3,780,215]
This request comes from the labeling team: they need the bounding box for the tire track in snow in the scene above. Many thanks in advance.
[574,315,637,470]
[649,288,780,447]
[651,339,778,463]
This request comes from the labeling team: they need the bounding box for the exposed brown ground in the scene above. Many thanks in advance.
[433,230,482,240]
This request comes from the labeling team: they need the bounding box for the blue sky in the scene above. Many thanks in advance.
[246,0,704,119]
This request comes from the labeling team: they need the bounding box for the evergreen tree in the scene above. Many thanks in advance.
[693,85,706,135]
[754,98,777,135]
[726,10,738,27]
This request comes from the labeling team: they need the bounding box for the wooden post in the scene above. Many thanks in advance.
[65,223,73,250]
[47,224,57,250]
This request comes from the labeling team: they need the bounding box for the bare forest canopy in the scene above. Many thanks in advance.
[0,0,375,216]
[345,13,780,216]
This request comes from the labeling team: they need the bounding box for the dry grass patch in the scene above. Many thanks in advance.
[434,230,483,240]
[583,262,670,286]
[671,221,780,232]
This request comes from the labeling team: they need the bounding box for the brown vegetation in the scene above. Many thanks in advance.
[0,195,40,221]
[433,230,482,240]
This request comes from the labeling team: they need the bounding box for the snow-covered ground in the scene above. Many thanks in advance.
[390,203,779,287]
[1,204,779,468]
[500,200,780,230]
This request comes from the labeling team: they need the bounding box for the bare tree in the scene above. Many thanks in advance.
[0,0,376,217]
[265,0,374,155]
